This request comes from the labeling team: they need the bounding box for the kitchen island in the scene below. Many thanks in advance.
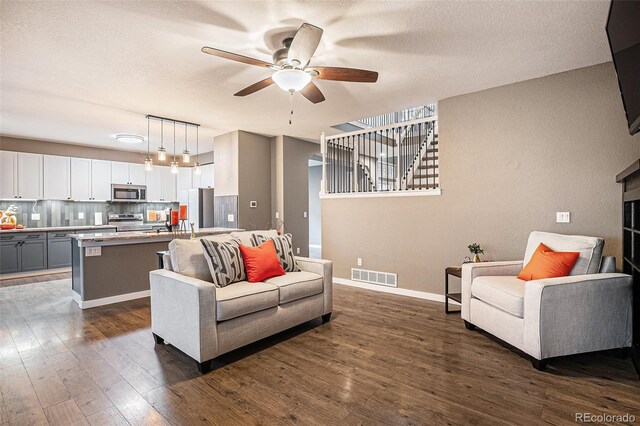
[70,228,241,308]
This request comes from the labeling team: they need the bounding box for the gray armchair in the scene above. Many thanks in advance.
[461,231,633,370]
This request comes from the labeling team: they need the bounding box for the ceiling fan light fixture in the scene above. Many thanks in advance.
[272,69,311,92]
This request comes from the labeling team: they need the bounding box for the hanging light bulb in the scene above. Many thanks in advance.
[182,124,190,163]
[170,161,179,174]
[157,119,166,161]
[194,162,201,175]
[144,116,153,171]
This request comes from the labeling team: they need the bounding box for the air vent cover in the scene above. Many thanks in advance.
[351,268,397,287]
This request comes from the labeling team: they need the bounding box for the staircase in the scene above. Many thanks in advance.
[322,109,439,195]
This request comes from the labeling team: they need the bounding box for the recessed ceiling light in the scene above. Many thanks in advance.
[115,134,145,144]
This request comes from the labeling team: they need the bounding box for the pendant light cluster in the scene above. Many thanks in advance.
[144,114,201,173]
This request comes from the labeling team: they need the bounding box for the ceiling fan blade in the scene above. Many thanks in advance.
[287,23,323,67]
[234,77,274,96]
[309,66,378,83]
[300,81,326,104]
[202,47,273,68]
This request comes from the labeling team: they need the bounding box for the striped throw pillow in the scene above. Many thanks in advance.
[200,237,246,287]
[252,233,300,272]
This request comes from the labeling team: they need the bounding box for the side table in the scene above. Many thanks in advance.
[445,266,462,314]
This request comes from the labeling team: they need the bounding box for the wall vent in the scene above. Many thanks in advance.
[351,268,397,287]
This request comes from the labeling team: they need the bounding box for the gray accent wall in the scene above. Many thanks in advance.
[321,62,640,294]
[237,131,272,231]
[213,195,239,229]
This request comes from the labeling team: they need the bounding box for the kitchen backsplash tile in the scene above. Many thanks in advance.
[0,200,178,228]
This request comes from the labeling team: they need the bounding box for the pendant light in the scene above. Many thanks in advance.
[144,116,153,171]
[182,124,191,163]
[157,119,167,161]
[170,121,179,174]
[193,125,201,175]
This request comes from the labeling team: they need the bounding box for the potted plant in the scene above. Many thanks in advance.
[468,243,484,263]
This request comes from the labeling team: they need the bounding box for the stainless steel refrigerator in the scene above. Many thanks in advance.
[178,188,215,229]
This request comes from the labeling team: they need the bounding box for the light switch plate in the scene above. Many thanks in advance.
[227,214,234,222]
[556,212,570,223]
[296,247,300,254]
[275,212,280,219]
[78,212,85,220]
[85,247,101,257]
[31,213,40,221]
[303,211,307,218]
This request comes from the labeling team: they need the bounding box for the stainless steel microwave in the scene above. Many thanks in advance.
[111,184,146,202]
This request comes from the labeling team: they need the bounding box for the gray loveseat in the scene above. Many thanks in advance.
[149,230,333,373]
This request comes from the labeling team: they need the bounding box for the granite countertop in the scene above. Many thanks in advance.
[69,227,243,244]
[0,225,117,234]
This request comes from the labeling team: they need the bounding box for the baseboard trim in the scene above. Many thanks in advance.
[73,290,151,309]
[333,278,460,305]
[0,267,71,281]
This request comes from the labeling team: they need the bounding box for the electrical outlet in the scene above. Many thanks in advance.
[85,247,101,257]
[78,212,85,220]
[357,258,363,266]
[275,212,280,219]
[303,211,307,218]
[31,213,40,221]
[556,212,570,223]
[296,247,300,254]
[227,214,234,222]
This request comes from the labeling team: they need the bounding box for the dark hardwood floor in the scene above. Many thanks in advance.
[0,276,638,425]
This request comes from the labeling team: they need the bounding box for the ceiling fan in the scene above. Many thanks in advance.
[201,23,379,104]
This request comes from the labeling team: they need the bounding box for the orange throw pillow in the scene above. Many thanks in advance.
[517,243,580,281]
[239,240,285,283]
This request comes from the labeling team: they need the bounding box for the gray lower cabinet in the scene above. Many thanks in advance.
[0,232,47,273]
[0,238,21,274]
[47,232,72,269]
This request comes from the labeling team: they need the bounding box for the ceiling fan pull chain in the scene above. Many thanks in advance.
[289,90,294,125]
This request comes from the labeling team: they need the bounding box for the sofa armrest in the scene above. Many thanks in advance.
[296,257,333,315]
[461,260,523,321]
[523,273,633,359]
[149,269,219,362]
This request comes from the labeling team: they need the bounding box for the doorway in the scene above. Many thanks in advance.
[308,157,322,259]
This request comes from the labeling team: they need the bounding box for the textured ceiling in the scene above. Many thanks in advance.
[0,0,612,153]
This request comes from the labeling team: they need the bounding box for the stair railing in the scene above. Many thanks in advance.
[321,115,438,195]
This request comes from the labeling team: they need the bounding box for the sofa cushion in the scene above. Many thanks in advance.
[265,271,323,304]
[523,231,604,275]
[201,238,246,287]
[471,275,526,318]
[168,234,234,282]
[215,281,279,321]
[252,233,300,272]
[239,240,285,282]
[231,230,279,246]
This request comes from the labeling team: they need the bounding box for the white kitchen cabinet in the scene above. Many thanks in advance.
[71,158,91,200]
[177,167,192,191]
[17,153,43,199]
[71,158,111,201]
[145,166,162,202]
[129,163,146,185]
[201,164,214,188]
[191,164,214,189]
[161,167,177,202]
[111,162,144,185]
[43,155,71,200]
[111,162,130,185]
[91,160,112,200]
[0,151,17,199]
